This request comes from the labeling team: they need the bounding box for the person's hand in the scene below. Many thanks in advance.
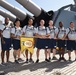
[41,35,46,38]
[16,36,20,39]
[2,40,5,44]
[54,37,57,39]
[47,36,51,39]
[61,37,64,40]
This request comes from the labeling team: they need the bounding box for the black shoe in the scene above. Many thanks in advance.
[52,56,57,60]
[36,59,39,63]
[49,57,51,61]
[62,57,66,61]
[1,62,6,66]
[58,57,62,61]
[7,61,12,64]
[25,59,28,63]
[45,59,50,62]
[18,58,23,61]
[15,60,19,64]
[69,57,71,61]
[29,58,34,63]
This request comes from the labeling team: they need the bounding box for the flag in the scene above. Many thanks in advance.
[20,36,34,54]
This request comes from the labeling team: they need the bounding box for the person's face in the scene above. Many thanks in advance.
[15,21,20,27]
[28,19,33,25]
[49,21,53,26]
[40,20,45,26]
[70,22,74,28]
[5,18,9,24]
[59,22,63,28]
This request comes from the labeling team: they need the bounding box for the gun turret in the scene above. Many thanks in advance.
[16,0,54,26]
[0,0,34,27]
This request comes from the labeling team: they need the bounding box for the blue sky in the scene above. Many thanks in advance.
[0,0,74,21]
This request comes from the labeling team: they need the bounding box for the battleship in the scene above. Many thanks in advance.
[0,0,76,75]
[0,0,76,28]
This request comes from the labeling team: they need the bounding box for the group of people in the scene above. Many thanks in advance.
[0,17,76,65]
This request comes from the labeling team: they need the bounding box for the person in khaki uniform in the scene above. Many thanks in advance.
[0,17,12,65]
[66,22,76,61]
[35,19,50,63]
[11,19,22,63]
[55,22,66,61]
[22,18,36,63]
[47,20,57,61]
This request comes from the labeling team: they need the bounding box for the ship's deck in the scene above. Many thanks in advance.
[0,39,76,75]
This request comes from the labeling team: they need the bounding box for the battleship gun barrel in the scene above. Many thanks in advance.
[0,0,34,27]
[0,9,16,22]
[16,0,42,17]
[0,0,27,20]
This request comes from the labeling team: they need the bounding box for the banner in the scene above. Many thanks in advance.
[20,36,34,54]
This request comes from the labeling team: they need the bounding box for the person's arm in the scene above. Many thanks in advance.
[45,27,50,38]
[63,28,69,40]
[0,30,2,37]
[34,27,42,38]
[54,33,57,39]
[0,25,5,44]
[55,28,58,39]
[0,30,5,44]
[45,34,50,37]
[62,33,66,40]
[11,33,17,38]
[11,28,17,39]
[35,33,42,38]
[22,32,25,35]
[21,26,26,36]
